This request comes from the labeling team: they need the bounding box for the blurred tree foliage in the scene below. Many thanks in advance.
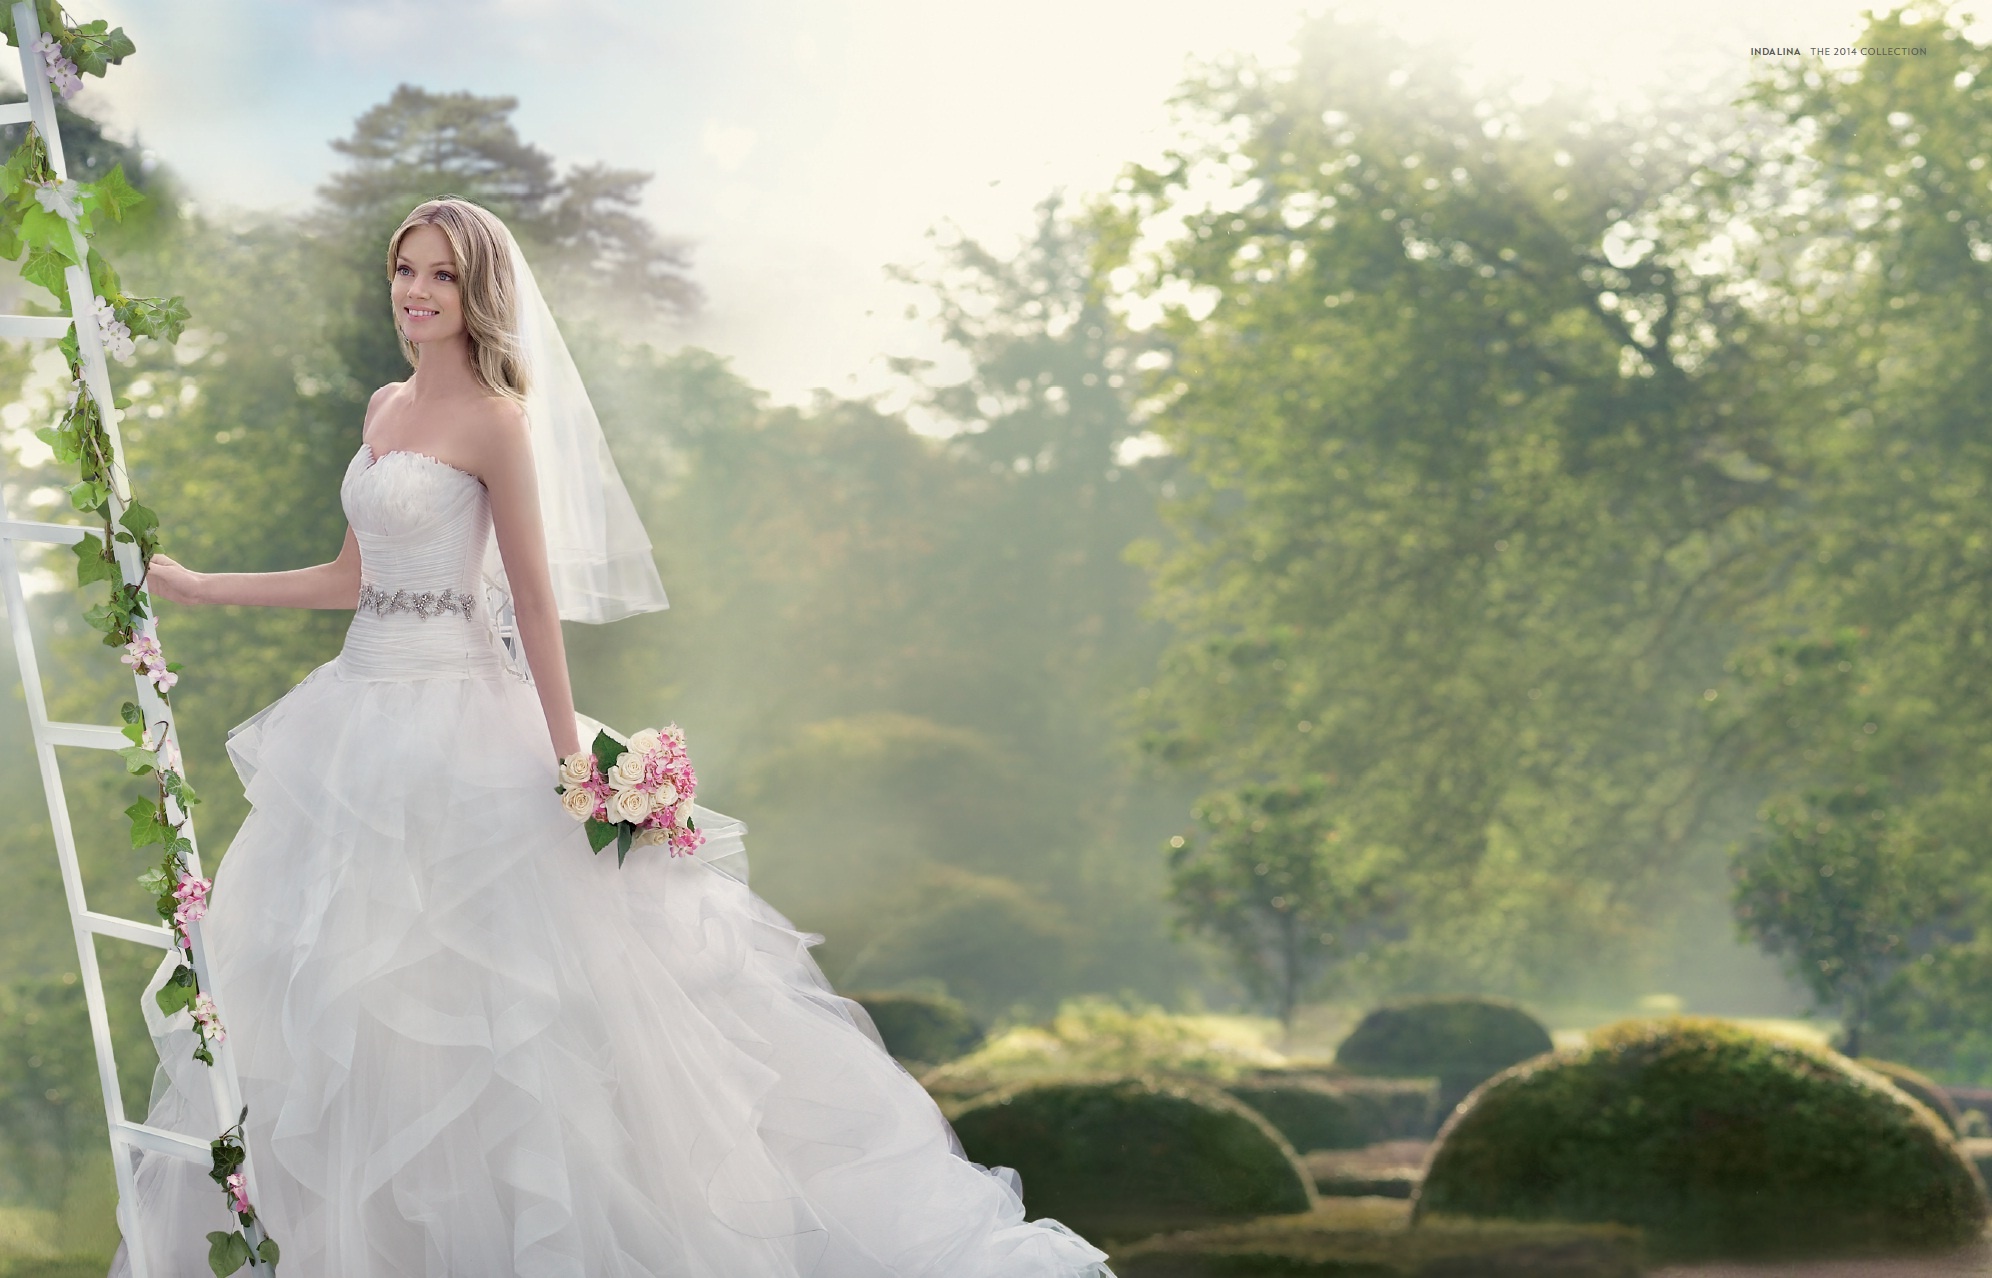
[1711,10,1992,1077]
[1733,783,1956,1057]
[1106,17,1782,998]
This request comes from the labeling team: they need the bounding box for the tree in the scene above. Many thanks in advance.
[1169,781,1387,1029]
[319,84,698,323]
[1733,786,1953,1057]
[1104,16,1781,994]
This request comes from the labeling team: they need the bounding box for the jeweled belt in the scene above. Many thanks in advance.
[356,580,477,620]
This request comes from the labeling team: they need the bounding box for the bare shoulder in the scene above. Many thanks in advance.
[463,395,533,484]
[363,380,408,426]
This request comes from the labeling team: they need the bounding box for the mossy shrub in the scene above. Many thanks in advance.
[850,991,983,1065]
[1859,1058,1963,1134]
[1336,997,1553,1112]
[950,1076,1316,1242]
[1415,1018,1987,1260]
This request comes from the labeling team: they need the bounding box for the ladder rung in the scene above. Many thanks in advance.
[0,101,29,127]
[81,910,173,948]
[1,517,88,545]
[109,1118,209,1162]
[0,313,71,338]
[42,721,130,750]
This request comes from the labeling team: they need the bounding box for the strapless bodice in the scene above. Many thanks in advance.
[336,442,512,681]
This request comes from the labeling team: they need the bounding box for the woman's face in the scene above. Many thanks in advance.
[391,223,465,348]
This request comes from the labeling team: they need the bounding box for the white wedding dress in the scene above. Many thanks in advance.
[107,441,1114,1277]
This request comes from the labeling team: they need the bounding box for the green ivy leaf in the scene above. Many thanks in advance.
[205,1228,251,1277]
[136,866,171,895]
[20,203,79,255]
[72,533,118,588]
[122,294,190,343]
[22,242,71,300]
[154,965,196,1015]
[125,798,166,850]
[67,477,109,513]
[87,247,119,300]
[85,163,142,222]
[164,774,200,808]
[118,743,156,775]
[254,1237,279,1265]
[119,499,159,537]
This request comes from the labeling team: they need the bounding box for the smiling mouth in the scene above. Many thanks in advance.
[404,307,438,319]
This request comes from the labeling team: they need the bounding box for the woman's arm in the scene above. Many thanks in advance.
[146,526,362,609]
[476,401,581,760]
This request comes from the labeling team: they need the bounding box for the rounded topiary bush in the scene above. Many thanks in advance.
[851,991,983,1065]
[1224,1077,1368,1151]
[1415,1018,1987,1260]
[1336,996,1553,1113]
[1860,1058,1963,1135]
[951,1077,1316,1241]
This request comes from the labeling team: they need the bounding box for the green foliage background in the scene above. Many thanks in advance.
[2,1,1990,1256]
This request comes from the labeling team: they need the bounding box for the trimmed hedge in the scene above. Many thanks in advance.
[1860,1058,1963,1134]
[1224,1077,1368,1152]
[850,991,983,1065]
[1415,1018,1987,1260]
[1114,1198,1640,1277]
[950,1076,1315,1242]
[1336,997,1553,1114]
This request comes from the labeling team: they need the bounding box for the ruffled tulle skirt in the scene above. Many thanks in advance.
[108,656,1113,1277]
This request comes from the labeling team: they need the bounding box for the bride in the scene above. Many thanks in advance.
[114,197,1115,1277]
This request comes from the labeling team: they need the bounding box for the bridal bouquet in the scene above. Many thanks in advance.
[556,724,703,866]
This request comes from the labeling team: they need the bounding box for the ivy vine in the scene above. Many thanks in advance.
[1,5,277,1273]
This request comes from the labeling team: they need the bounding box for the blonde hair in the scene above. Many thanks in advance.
[387,197,529,402]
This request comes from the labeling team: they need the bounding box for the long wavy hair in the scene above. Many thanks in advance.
[387,197,529,402]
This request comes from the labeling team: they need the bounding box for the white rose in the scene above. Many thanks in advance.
[632,826,670,848]
[676,804,695,829]
[627,727,662,755]
[608,752,648,791]
[655,780,678,809]
[558,752,594,786]
[609,786,655,824]
[559,785,597,821]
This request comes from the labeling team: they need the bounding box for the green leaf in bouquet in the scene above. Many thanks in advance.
[615,823,633,867]
[584,817,618,854]
[591,728,624,773]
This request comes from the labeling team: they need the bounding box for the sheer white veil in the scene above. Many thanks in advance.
[477,222,670,681]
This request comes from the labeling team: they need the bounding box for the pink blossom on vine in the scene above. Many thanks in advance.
[34,34,80,100]
[172,874,210,928]
[193,992,225,1045]
[224,1170,249,1214]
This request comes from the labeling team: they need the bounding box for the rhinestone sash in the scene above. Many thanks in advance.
[357,580,477,621]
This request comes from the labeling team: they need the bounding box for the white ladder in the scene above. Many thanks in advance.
[0,4,276,1273]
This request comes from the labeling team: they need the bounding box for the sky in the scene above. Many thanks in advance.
[67,0,1895,407]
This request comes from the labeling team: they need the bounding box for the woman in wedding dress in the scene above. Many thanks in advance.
[110,197,1115,1277]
